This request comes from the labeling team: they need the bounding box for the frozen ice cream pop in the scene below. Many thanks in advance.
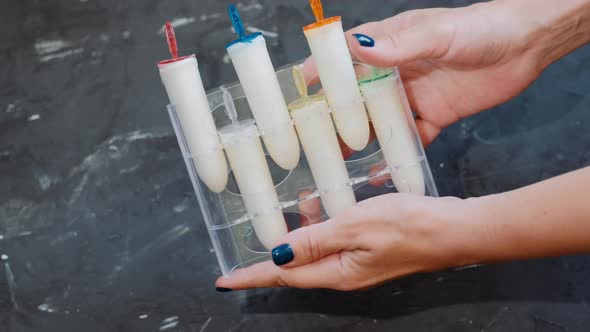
[359,67,425,195]
[225,5,300,170]
[289,66,356,217]
[219,91,288,250]
[158,23,228,193]
[303,0,370,151]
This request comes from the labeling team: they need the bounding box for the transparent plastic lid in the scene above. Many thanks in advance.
[218,119,258,146]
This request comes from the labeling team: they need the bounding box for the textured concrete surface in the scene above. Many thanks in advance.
[1,0,590,331]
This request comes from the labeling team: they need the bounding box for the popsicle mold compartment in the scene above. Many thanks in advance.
[166,61,438,275]
[226,6,301,171]
[159,55,229,193]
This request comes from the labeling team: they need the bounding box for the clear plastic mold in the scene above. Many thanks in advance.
[167,61,438,275]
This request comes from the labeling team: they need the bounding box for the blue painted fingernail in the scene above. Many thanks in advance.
[216,287,232,292]
[353,33,375,47]
[271,243,294,266]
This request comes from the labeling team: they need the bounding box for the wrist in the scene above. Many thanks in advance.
[436,194,509,268]
[494,0,590,70]
[445,190,552,267]
[417,196,486,271]
[405,193,524,273]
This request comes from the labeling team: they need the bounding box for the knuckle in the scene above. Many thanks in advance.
[431,22,455,57]
[274,272,291,288]
[387,33,402,50]
[301,231,322,263]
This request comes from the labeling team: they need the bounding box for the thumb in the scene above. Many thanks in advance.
[270,212,359,268]
[348,22,451,67]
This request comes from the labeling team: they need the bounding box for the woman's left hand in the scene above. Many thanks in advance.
[215,194,469,291]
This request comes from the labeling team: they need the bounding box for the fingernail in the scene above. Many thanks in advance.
[353,33,375,47]
[216,287,232,292]
[271,243,294,266]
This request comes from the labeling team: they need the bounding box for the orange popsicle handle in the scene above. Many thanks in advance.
[304,0,341,31]
[310,0,325,22]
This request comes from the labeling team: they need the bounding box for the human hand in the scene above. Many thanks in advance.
[304,2,548,146]
[216,194,466,290]
[215,1,590,292]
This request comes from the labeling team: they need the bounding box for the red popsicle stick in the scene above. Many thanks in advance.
[165,22,178,59]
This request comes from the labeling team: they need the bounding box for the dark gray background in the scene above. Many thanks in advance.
[1,0,590,331]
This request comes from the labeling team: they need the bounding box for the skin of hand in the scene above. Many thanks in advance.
[215,0,590,291]
[218,194,465,290]
[216,166,590,291]
[303,0,590,145]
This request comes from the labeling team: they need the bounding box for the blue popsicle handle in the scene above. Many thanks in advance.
[228,5,246,40]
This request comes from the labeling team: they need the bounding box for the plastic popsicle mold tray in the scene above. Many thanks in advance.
[166,61,438,275]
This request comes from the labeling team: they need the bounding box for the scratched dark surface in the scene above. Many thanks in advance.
[1,0,590,331]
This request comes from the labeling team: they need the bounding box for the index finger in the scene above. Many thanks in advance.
[302,20,387,86]
[215,254,346,290]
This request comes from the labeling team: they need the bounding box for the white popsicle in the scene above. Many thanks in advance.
[290,97,356,217]
[359,70,425,195]
[303,3,369,151]
[158,51,228,193]
[219,120,288,251]
[226,5,300,170]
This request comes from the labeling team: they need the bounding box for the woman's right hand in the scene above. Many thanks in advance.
[304,1,550,146]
